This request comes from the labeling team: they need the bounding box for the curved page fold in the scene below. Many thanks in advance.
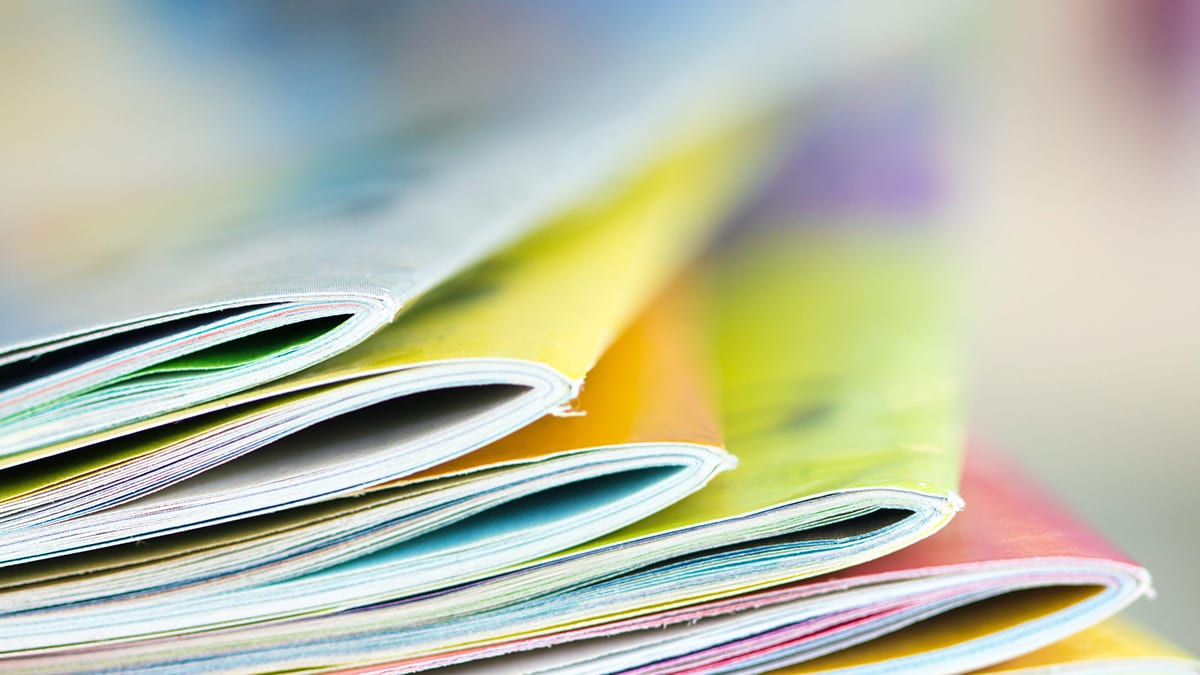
[0,128,755,564]
[978,618,1199,674]
[428,452,1148,675]
[0,1,828,463]
[0,295,731,619]
[0,229,966,671]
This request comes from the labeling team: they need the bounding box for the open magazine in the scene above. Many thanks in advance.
[0,229,964,670]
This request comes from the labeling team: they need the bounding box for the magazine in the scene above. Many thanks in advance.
[442,453,1148,674]
[0,130,756,565]
[0,229,963,670]
[0,2,823,463]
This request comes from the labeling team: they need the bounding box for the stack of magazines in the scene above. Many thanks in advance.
[0,3,1194,674]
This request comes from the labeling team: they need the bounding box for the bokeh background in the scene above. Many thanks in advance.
[961,0,1199,651]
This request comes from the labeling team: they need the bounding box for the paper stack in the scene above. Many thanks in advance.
[0,3,1193,674]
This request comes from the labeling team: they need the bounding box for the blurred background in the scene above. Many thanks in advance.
[960,0,1199,651]
[0,0,1195,652]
